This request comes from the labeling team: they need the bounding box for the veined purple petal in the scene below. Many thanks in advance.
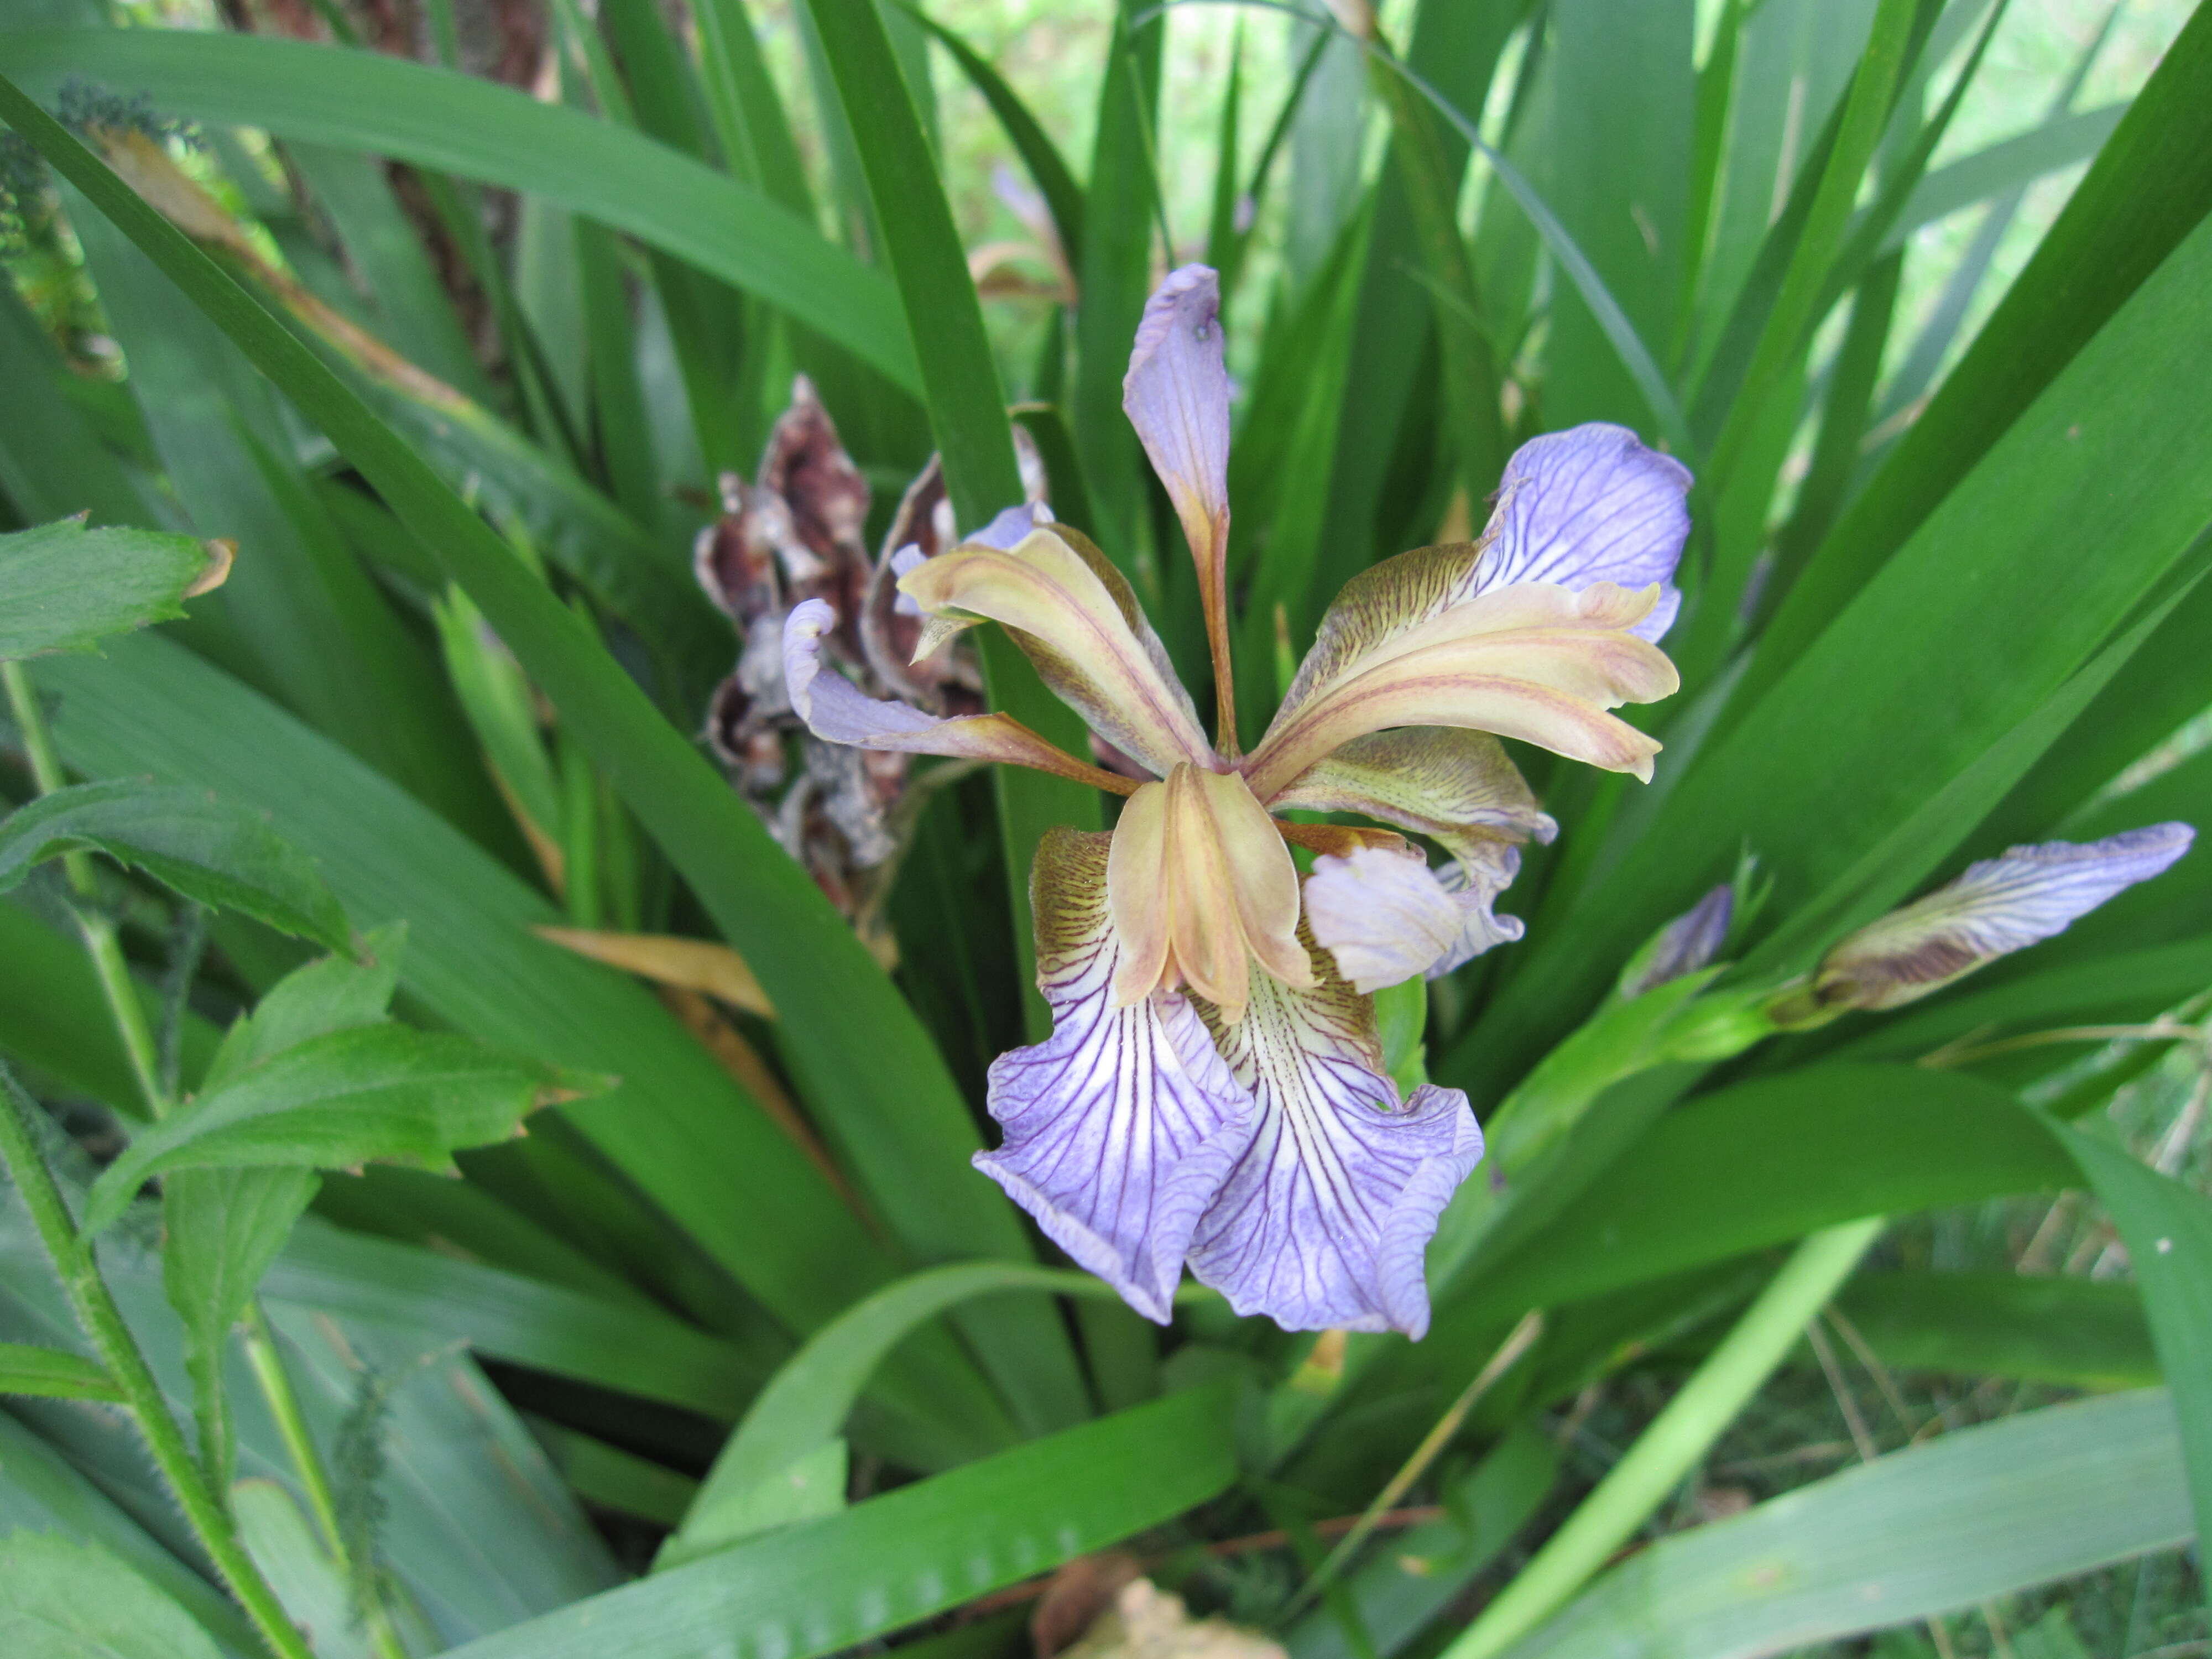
[976,831,1255,1322]
[1303,846,1465,993]
[1123,265,1230,567]
[1429,843,1527,978]
[1477,425,1692,641]
[1620,883,1733,999]
[783,599,1112,782]
[1186,957,1483,1337]
[1816,823,2195,1010]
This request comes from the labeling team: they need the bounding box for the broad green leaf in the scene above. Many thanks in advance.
[0,780,352,954]
[0,1412,259,1653]
[1546,0,1693,434]
[0,519,223,661]
[262,1217,769,1420]
[0,1342,121,1402]
[2052,1127,2212,1583]
[1509,1390,2192,1658]
[1430,1066,2075,1357]
[1834,1271,2157,1390]
[1700,0,1917,489]
[437,1386,1241,1659]
[1883,103,2126,252]
[1287,1427,1559,1659]
[0,1531,226,1659]
[229,1480,377,1659]
[893,0,1086,269]
[529,1420,700,1527]
[1738,3,2212,716]
[65,196,510,843]
[1070,0,1162,566]
[670,1263,1143,1564]
[792,0,1095,1429]
[0,29,919,393]
[0,83,1052,1436]
[1458,191,2212,1096]
[0,283,163,529]
[86,1026,597,1231]
[1307,0,1519,615]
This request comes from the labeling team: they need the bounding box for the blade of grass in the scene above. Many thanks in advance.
[0,28,920,394]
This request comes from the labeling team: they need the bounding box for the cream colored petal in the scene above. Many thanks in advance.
[1244,585,1677,801]
[1191,767,1312,997]
[1107,778,1178,1010]
[1106,765,1312,1021]
[900,525,1209,778]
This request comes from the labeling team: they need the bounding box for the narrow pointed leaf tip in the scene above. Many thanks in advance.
[1123,264,1231,573]
[1815,824,2195,1010]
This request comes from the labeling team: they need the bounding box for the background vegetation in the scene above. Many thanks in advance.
[0,0,2209,1655]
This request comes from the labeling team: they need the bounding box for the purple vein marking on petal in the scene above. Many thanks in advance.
[1477,424,1692,642]
[975,857,1254,1323]
[1185,972,1483,1337]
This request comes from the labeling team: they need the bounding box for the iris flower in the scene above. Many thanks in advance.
[782,265,1688,1335]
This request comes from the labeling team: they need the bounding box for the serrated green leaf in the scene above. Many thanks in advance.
[437,1386,1240,1659]
[0,519,221,662]
[164,1167,320,1487]
[87,1026,599,1232]
[1510,1390,2190,1658]
[204,923,405,1089]
[0,1531,227,1659]
[0,63,1055,1442]
[0,780,351,954]
[0,1343,122,1402]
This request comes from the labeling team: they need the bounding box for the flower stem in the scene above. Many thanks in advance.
[241,1302,411,1659]
[1444,1217,1885,1659]
[2,660,165,1118]
[0,1062,314,1659]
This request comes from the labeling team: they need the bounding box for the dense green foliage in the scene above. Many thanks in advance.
[0,1,2208,1656]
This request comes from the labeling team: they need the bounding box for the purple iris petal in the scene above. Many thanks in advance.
[1479,424,1692,641]
[1185,974,1483,1337]
[975,839,1255,1323]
